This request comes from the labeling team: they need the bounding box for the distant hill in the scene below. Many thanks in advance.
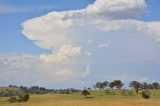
[0,87,25,97]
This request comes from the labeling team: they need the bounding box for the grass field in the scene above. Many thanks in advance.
[1,90,160,106]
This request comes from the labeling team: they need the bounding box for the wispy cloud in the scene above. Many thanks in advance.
[98,43,109,48]
[0,3,56,14]
[112,74,151,82]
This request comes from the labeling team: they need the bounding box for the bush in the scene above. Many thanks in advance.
[17,96,24,102]
[8,97,17,103]
[8,94,30,103]
[82,90,90,98]
[23,94,30,102]
[141,90,150,99]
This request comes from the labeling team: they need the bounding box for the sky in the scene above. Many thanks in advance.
[0,0,160,89]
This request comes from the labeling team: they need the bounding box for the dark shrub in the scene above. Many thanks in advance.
[8,97,17,103]
[23,94,30,102]
[141,90,150,99]
[82,90,90,98]
[17,94,30,102]
[17,96,24,102]
[8,94,30,103]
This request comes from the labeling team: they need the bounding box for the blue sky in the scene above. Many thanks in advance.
[0,0,160,88]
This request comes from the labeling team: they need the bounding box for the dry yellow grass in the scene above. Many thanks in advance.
[0,92,160,106]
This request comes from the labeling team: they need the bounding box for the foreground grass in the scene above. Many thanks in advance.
[1,90,160,106]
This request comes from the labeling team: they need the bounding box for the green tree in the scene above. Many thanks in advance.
[140,82,148,89]
[95,81,109,89]
[113,80,124,89]
[152,82,159,89]
[95,82,104,89]
[102,81,109,89]
[129,81,140,94]
[109,82,115,89]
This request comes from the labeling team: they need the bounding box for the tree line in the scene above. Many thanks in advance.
[93,80,160,93]
[81,80,160,99]
[8,85,81,94]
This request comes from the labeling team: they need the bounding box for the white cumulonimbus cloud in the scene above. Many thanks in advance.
[1,0,160,86]
[21,0,160,84]
[22,0,160,53]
